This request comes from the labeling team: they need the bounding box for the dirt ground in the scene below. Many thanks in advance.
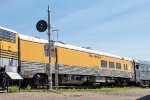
[0,88,150,100]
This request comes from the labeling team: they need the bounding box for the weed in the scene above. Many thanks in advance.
[24,85,31,92]
[9,86,19,93]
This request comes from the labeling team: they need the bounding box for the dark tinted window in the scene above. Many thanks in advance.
[109,62,114,68]
[116,63,121,69]
[44,48,56,57]
[51,48,56,57]
[44,49,49,56]
[0,29,16,43]
[101,60,107,68]
[135,65,139,69]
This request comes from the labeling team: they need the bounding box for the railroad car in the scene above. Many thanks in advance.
[53,42,135,86]
[18,34,135,86]
[0,26,19,87]
[134,60,150,86]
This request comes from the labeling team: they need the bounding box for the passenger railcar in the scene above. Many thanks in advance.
[55,43,135,85]
[18,34,135,86]
[134,60,150,86]
[0,26,19,86]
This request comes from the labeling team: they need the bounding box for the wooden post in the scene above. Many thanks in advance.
[6,74,9,92]
[55,63,59,89]
[18,37,21,92]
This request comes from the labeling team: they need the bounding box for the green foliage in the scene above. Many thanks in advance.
[9,85,19,93]
[8,86,140,93]
[24,85,31,92]
[51,90,63,94]
[54,87,131,93]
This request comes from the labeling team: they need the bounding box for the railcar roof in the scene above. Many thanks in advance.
[0,26,18,34]
[137,60,150,65]
[18,33,133,61]
[18,34,48,44]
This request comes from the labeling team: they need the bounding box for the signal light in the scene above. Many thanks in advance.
[36,20,47,32]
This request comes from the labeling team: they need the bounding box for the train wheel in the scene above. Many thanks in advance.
[140,81,149,87]
[122,80,128,87]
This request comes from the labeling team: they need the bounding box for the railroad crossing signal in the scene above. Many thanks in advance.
[36,20,47,32]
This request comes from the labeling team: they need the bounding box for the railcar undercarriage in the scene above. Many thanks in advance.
[20,73,133,89]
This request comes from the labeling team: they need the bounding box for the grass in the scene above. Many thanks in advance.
[8,86,141,93]
[24,85,31,92]
[54,87,131,93]
[27,87,134,93]
[9,85,20,93]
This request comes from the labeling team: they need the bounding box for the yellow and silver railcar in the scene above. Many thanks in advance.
[0,26,22,87]
[18,34,135,86]
[54,42,134,85]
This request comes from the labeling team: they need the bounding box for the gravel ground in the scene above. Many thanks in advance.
[0,88,150,100]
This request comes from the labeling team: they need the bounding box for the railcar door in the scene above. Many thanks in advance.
[135,63,140,82]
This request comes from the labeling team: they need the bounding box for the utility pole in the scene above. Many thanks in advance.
[36,5,53,90]
[48,5,53,90]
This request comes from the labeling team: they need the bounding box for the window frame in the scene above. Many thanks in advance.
[124,64,128,70]
[116,63,121,69]
[101,60,107,68]
[0,29,16,43]
[44,47,56,57]
[44,49,49,57]
[109,62,115,69]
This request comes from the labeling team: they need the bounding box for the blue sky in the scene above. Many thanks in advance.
[0,0,150,61]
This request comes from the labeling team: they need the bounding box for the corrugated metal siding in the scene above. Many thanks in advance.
[21,61,47,78]
[59,64,133,78]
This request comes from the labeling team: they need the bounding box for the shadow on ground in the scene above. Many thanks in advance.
[137,95,150,100]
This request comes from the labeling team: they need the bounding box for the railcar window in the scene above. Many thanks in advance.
[0,29,16,43]
[44,48,56,57]
[135,65,139,69]
[124,64,128,70]
[141,67,148,72]
[140,67,145,72]
[101,60,107,68]
[109,62,114,68]
[146,67,148,72]
[51,48,56,57]
[116,63,121,69]
[148,68,150,72]
[124,64,125,70]
[44,49,49,56]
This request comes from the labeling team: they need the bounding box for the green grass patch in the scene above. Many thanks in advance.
[9,85,19,93]
[53,87,131,93]
[18,86,142,93]
[24,85,31,92]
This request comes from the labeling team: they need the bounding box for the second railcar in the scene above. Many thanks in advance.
[54,42,135,85]
[135,60,150,86]
[18,34,136,86]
